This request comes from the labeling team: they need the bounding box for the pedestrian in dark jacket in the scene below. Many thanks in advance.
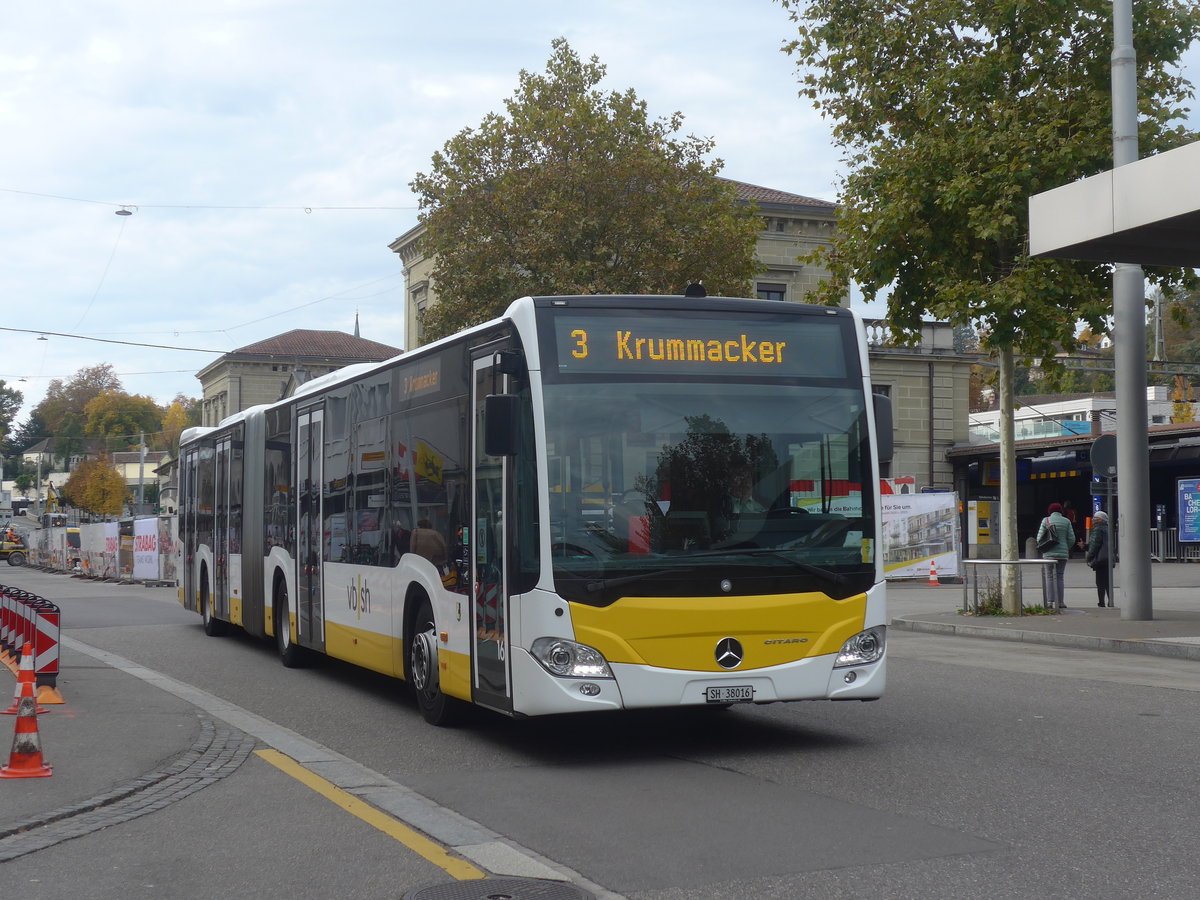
[1085,510,1113,608]
[1037,502,1075,608]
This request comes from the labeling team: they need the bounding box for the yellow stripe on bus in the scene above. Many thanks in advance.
[325,621,400,676]
[255,749,486,881]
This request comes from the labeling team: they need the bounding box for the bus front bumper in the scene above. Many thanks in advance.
[509,648,886,717]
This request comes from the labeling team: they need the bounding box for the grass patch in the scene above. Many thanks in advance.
[960,574,1059,616]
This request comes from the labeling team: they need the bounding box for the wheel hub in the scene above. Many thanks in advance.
[412,629,438,694]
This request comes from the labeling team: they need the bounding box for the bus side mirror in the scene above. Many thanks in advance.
[873,393,893,463]
[485,394,520,457]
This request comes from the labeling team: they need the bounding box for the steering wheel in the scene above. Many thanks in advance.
[804,520,848,546]
[551,542,596,558]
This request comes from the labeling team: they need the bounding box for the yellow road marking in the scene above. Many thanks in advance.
[255,748,486,881]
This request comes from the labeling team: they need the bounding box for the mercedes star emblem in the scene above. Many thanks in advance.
[715,637,744,669]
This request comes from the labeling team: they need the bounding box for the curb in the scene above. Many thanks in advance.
[891,616,1200,662]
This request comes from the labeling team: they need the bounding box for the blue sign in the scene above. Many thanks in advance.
[1177,478,1200,543]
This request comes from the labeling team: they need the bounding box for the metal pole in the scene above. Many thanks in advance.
[138,432,146,508]
[1108,478,1116,607]
[1111,0,1152,620]
[998,347,1020,614]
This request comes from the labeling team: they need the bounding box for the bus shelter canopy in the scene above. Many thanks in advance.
[1029,141,1200,268]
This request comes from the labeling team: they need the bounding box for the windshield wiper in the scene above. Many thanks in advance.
[686,547,849,587]
[585,567,695,593]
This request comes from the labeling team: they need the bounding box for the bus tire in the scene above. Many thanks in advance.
[200,571,228,637]
[274,578,306,668]
[407,596,460,726]
[6,551,25,567]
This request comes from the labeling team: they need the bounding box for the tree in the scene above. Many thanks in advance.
[779,0,1199,357]
[0,379,22,448]
[160,402,190,452]
[410,38,762,341]
[30,363,124,462]
[780,0,1200,612]
[84,391,164,451]
[160,396,200,452]
[60,457,126,517]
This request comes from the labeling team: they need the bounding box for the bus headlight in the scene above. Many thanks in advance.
[833,626,886,668]
[531,638,614,679]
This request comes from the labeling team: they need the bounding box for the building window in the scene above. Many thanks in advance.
[775,219,786,232]
[756,282,786,302]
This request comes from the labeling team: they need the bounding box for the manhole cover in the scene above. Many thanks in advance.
[404,877,596,900]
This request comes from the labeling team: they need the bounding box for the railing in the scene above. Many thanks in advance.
[1149,527,1200,562]
[962,559,1059,614]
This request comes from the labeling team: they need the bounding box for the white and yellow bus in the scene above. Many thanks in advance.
[178,292,893,724]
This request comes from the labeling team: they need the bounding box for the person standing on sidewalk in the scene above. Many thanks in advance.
[1037,502,1075,608]
[1085,510,1113,608]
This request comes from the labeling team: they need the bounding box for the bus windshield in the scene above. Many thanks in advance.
[542,377,877,604]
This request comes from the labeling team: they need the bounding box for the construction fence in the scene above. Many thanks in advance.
[31,517,178,586]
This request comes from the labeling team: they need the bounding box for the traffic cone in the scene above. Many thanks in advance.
[2,644,47,716]
[928,560,939,586]
[0,649,52,778]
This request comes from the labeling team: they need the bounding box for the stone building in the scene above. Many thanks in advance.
[862,320,976,491]
[196,328,401,427]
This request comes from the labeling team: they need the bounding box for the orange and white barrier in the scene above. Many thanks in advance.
[0,643,52,778]
[0,586,63,702]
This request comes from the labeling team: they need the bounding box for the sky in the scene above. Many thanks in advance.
[2,1,1198,435]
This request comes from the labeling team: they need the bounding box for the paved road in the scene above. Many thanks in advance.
[2,564,1199,899]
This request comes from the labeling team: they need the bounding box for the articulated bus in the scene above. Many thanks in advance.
[178,293,893,725]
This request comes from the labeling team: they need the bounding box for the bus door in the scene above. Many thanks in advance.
[213,434,232,620]
[181,446,200,613]
[296,405,326,651]
[470,351,512,714]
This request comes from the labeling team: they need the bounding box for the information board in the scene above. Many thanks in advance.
[1177,477,1200,542]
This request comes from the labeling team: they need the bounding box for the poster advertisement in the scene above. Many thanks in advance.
[133,517,158,580]
[881,492,961,579]
[1177,477,1200,542]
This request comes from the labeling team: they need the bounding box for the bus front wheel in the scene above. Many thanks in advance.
[408,597,460,726]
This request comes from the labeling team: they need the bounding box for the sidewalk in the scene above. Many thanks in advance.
[889,559,1200,661]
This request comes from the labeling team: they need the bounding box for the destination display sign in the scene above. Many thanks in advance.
[550,313,849,378]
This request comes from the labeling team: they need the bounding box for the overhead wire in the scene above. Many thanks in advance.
[0,186,417,213]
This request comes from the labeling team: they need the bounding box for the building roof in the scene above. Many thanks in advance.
[723,178,837,211]
[230,329,400,360]
[112,451,169,466]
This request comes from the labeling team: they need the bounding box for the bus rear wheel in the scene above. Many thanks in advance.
[200,573,228,637]
[408,597,460,726]
[274,579,306,668]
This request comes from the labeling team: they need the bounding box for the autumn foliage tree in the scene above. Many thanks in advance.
[410,38,762,341]
[84,391,164,451]
[61,458,127,517]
